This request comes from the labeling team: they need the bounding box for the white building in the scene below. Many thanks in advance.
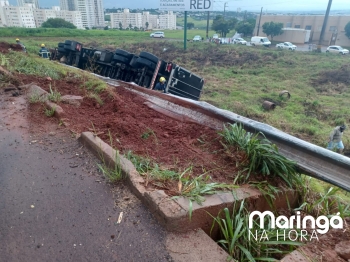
[110,9,142,29]
[0,2,83,29]
[159,11,176,30]
[17,0,39,9]
[0,4,36,27]
[142,11,158,30]
[33,7,83,29]
[59,0,104,29]
[110,9,176,30]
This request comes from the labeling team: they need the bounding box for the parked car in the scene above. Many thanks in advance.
[326,45,349,55]
[212,34,219,39]
[193,35,202,42]
[276,42,297,50]
[250,36,271,47]
[233,38,247,45]
[150,31,165,38]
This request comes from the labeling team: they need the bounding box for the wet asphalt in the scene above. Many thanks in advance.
[0,96,172,262]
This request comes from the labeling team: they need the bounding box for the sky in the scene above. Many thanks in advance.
[7,0,350,12]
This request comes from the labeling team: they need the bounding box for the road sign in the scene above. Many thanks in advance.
[159,0,213,11]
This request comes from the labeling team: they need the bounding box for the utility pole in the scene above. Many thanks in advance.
[318,0,332,52]
[256,7,263,36]
[206,11,210,39]
[223,2,228,18]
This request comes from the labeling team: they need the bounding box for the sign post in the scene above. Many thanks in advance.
[159,0,213,50]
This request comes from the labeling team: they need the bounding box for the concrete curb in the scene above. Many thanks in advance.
[79,131,299,234]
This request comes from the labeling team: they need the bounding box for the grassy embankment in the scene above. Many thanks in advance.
[1,27,349,200]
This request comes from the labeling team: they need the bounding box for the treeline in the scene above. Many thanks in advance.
[0,27,150,37]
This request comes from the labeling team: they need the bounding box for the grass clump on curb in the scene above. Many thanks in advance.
[97,150,124,183]
[125,151,177,187]
[220,123,299,187]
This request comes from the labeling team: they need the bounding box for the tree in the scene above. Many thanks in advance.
[187,22,194,29]
[211,15,237,37]
[235,20,255,36]
[262,21,283,41]
[104,26,109,30]
[145,22,149,30]
[345,21,350,39]
[119,22,123,30]
[129,23,132,30]
[41,18,76,29]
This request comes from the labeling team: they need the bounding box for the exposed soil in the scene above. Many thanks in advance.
[1,42,350,261]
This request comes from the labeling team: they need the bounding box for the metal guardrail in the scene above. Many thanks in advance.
[98,77,350,192]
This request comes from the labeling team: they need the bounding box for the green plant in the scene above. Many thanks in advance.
[296,185,350,218]
[29,92,43,103]
[97,150,123,182]
[125,151,177,187]
[87,92,103,105]
[0,53,9,67]
[172,169,237,220]
[220,123,299,187]
[211,200,302,261]
[141,128,158,143]
[45,107,55,117]
[47,84,61,102]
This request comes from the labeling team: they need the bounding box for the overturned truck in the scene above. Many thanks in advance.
[52,40,204,101]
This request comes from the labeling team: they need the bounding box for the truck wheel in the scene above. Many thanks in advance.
[115,49,133,58]
[136,57,156,70]
[113,54,130,64]
[58,47,66,53]
[129,56,140,68]
[139,52,158,64]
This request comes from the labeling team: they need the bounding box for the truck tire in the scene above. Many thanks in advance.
[115,49,133,59]
[113,54,130,64]
[139,52,158,64]
[129,56,140,68]
[58,47,67,53]
[136,57,156,70]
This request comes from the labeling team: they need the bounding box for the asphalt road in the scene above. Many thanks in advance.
[0,95,172,262]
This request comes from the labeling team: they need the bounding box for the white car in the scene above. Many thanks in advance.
[326,45,349,55]
[276,42,297,50]
[150,31,164,38]
[212,34,219,39]
[193,35,202,42]
[233,38,247,45]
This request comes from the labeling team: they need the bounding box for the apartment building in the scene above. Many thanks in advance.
[17,0,39,9]
[110,9,176,30]
[0,2,83,29]
[59,0,104,28]
[0,4,36,27]
[34,7,83,29]
[142,11,158,30]
[110,9,142,29]
[254,15,350,46]
[159,11,176,30]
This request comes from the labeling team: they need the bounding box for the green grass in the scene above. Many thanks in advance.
[211,200,302,261]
